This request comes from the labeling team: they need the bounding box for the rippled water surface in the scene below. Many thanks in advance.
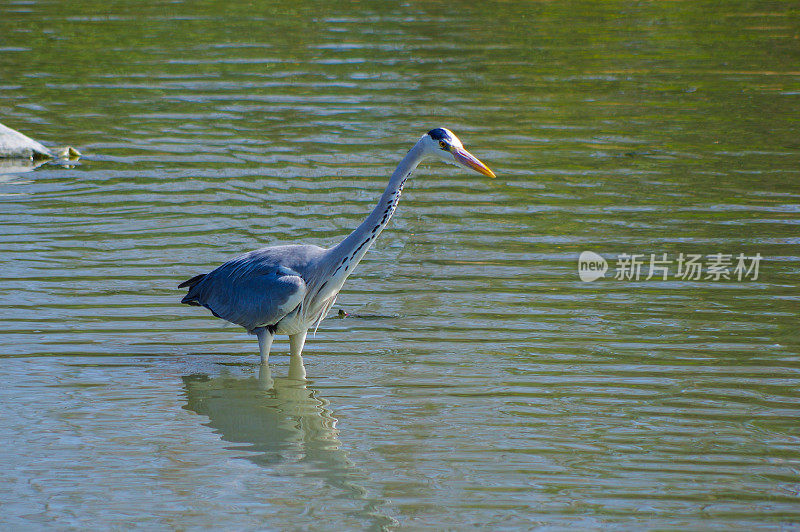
[2,1,800,529]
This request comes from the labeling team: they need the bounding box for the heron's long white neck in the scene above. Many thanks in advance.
[314,140,426,299]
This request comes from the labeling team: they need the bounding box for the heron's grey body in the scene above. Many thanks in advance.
[181,245,320,331]
[180,128,494,363]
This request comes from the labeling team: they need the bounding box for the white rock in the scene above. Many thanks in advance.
[0,122,53,159]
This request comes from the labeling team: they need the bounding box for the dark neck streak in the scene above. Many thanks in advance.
[311,141,426,303]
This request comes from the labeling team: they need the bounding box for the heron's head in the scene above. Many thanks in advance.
[421,127,496,178]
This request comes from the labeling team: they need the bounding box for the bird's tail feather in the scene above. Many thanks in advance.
[179,273,207,306]
[178,273,206,289]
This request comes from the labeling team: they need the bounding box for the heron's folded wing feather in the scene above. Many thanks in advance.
[192,258,306,331]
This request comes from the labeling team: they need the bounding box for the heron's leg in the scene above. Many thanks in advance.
[289,330,308,358]
[255,327,274,365]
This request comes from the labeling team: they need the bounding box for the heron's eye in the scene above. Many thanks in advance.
[439,141,448,150]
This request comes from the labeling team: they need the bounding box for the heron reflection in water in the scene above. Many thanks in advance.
[181,358,395,529]
[179,128,495,363]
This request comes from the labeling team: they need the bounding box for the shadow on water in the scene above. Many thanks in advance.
[180,356,397,530]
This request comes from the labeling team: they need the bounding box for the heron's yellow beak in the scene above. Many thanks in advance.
[453,147,496,178]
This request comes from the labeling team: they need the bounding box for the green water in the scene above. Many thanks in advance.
[1,1,799,529]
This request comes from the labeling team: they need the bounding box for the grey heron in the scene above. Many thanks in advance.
[179,128,495,363]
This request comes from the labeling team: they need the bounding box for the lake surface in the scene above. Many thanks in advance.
[1,1,799,529]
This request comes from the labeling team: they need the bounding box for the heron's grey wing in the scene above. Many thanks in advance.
[184,257,306,332]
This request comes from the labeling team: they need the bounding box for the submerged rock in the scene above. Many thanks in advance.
[56,146,81,158]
